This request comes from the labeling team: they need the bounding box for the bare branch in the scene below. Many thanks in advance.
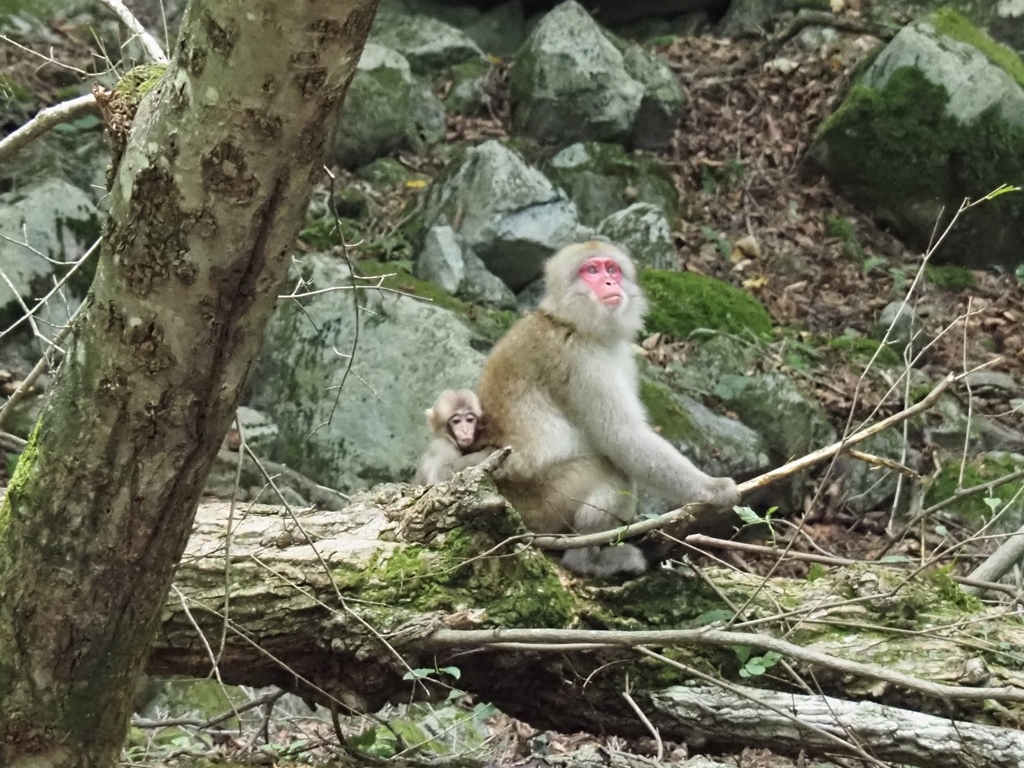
[95,0,168,63]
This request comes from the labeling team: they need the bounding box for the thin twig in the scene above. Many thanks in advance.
[95,0,168,63]
[133,689,284,729]
[843,448,919,478]
[622,686,663,762]
[425,626,1024,704]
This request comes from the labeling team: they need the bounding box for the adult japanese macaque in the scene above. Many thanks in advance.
[415,389,493,484]
[477,241,741,577]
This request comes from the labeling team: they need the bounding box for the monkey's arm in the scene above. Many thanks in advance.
[447,449,498,473]
[415,439,460,485]
[568,372,740,508]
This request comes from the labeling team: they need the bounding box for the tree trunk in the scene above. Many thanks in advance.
[0,1,379,766]
[144,469,1024,768]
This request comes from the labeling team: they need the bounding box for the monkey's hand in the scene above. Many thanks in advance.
[704,476,740,509]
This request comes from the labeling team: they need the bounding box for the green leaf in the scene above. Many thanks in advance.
[696,609,733,626]
[734,506,762,526]
[807,562,827,582]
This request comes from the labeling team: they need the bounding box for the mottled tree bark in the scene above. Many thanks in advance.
[0,1,379,766]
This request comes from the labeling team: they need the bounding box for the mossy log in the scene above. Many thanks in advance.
[153,465,1024,766]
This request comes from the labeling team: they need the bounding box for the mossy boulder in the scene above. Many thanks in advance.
[330,43,417,168]
[640,378,771,479]
[546,141,680,227]
[639,269,772,340]
[509,1,684,149]
[923,452,1024,531]
[808,8,1024,270]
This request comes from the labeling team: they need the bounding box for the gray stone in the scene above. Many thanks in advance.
[546,141,680,226]
[371,10,487,75]
[914,394,1024,455]
[515,276,545,311]
[597,203,676,270]
[863,23,1024,125]
[807,12,1024,270]
[460,249,517,309]
[871,300,928,363]
[233,405,279,454]
[376,0,527,56]
[619,42,687,150]
[714,372,837,510]
[329,44,415,168]
[836,431,921,515]
[446,59,492,115]
[509,1,644,145]
[961,370,1021,395]
[415,225,466,293]
[638,376,771,518]
[409,78,447,145]
[420,140,583,291]
[0,178,98,322]
[247,254,486,493]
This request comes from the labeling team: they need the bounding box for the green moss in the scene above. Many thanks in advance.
[827,335,901,366]
[356,260,466,312]
[639,379,700,443]
[298,217,364,250]
[0,420,40,541]
[639,269,773,340]
[928,7,1024,90]
[825,215,856,241]
[925,264,977,290]
[811,60,1024,267]
[814,68,957,210]
[364,532,576,628]
[924,454,1024,525]
[544,142,681,226]
[927,566,981,610]
[114,64,166,103]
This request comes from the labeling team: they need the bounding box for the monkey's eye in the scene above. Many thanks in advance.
[587,265,599,274]
[466,415,476,423]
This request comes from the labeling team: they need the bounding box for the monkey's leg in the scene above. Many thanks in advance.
[561,482,646,577]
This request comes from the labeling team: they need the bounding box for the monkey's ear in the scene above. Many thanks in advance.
[425,408,439,431]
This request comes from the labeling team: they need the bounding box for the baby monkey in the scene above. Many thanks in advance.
[414,389,493,484]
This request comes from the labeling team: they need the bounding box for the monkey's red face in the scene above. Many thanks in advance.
[579,257,625,307]
[448,413,478,449]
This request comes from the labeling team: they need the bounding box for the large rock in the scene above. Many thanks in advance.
[375,0,527,56]
[597,203,676,270]
[546,141,680,226]
[371,8,487,75]
[808,9,1024,270]
[641,377,772,480]
[247,254,486,492]
[715,373,837,510]
[0,177,98,324]
[420,141,584,291]
[327,43,448,168]
[509,1,684,149]
[415,225,516,308]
